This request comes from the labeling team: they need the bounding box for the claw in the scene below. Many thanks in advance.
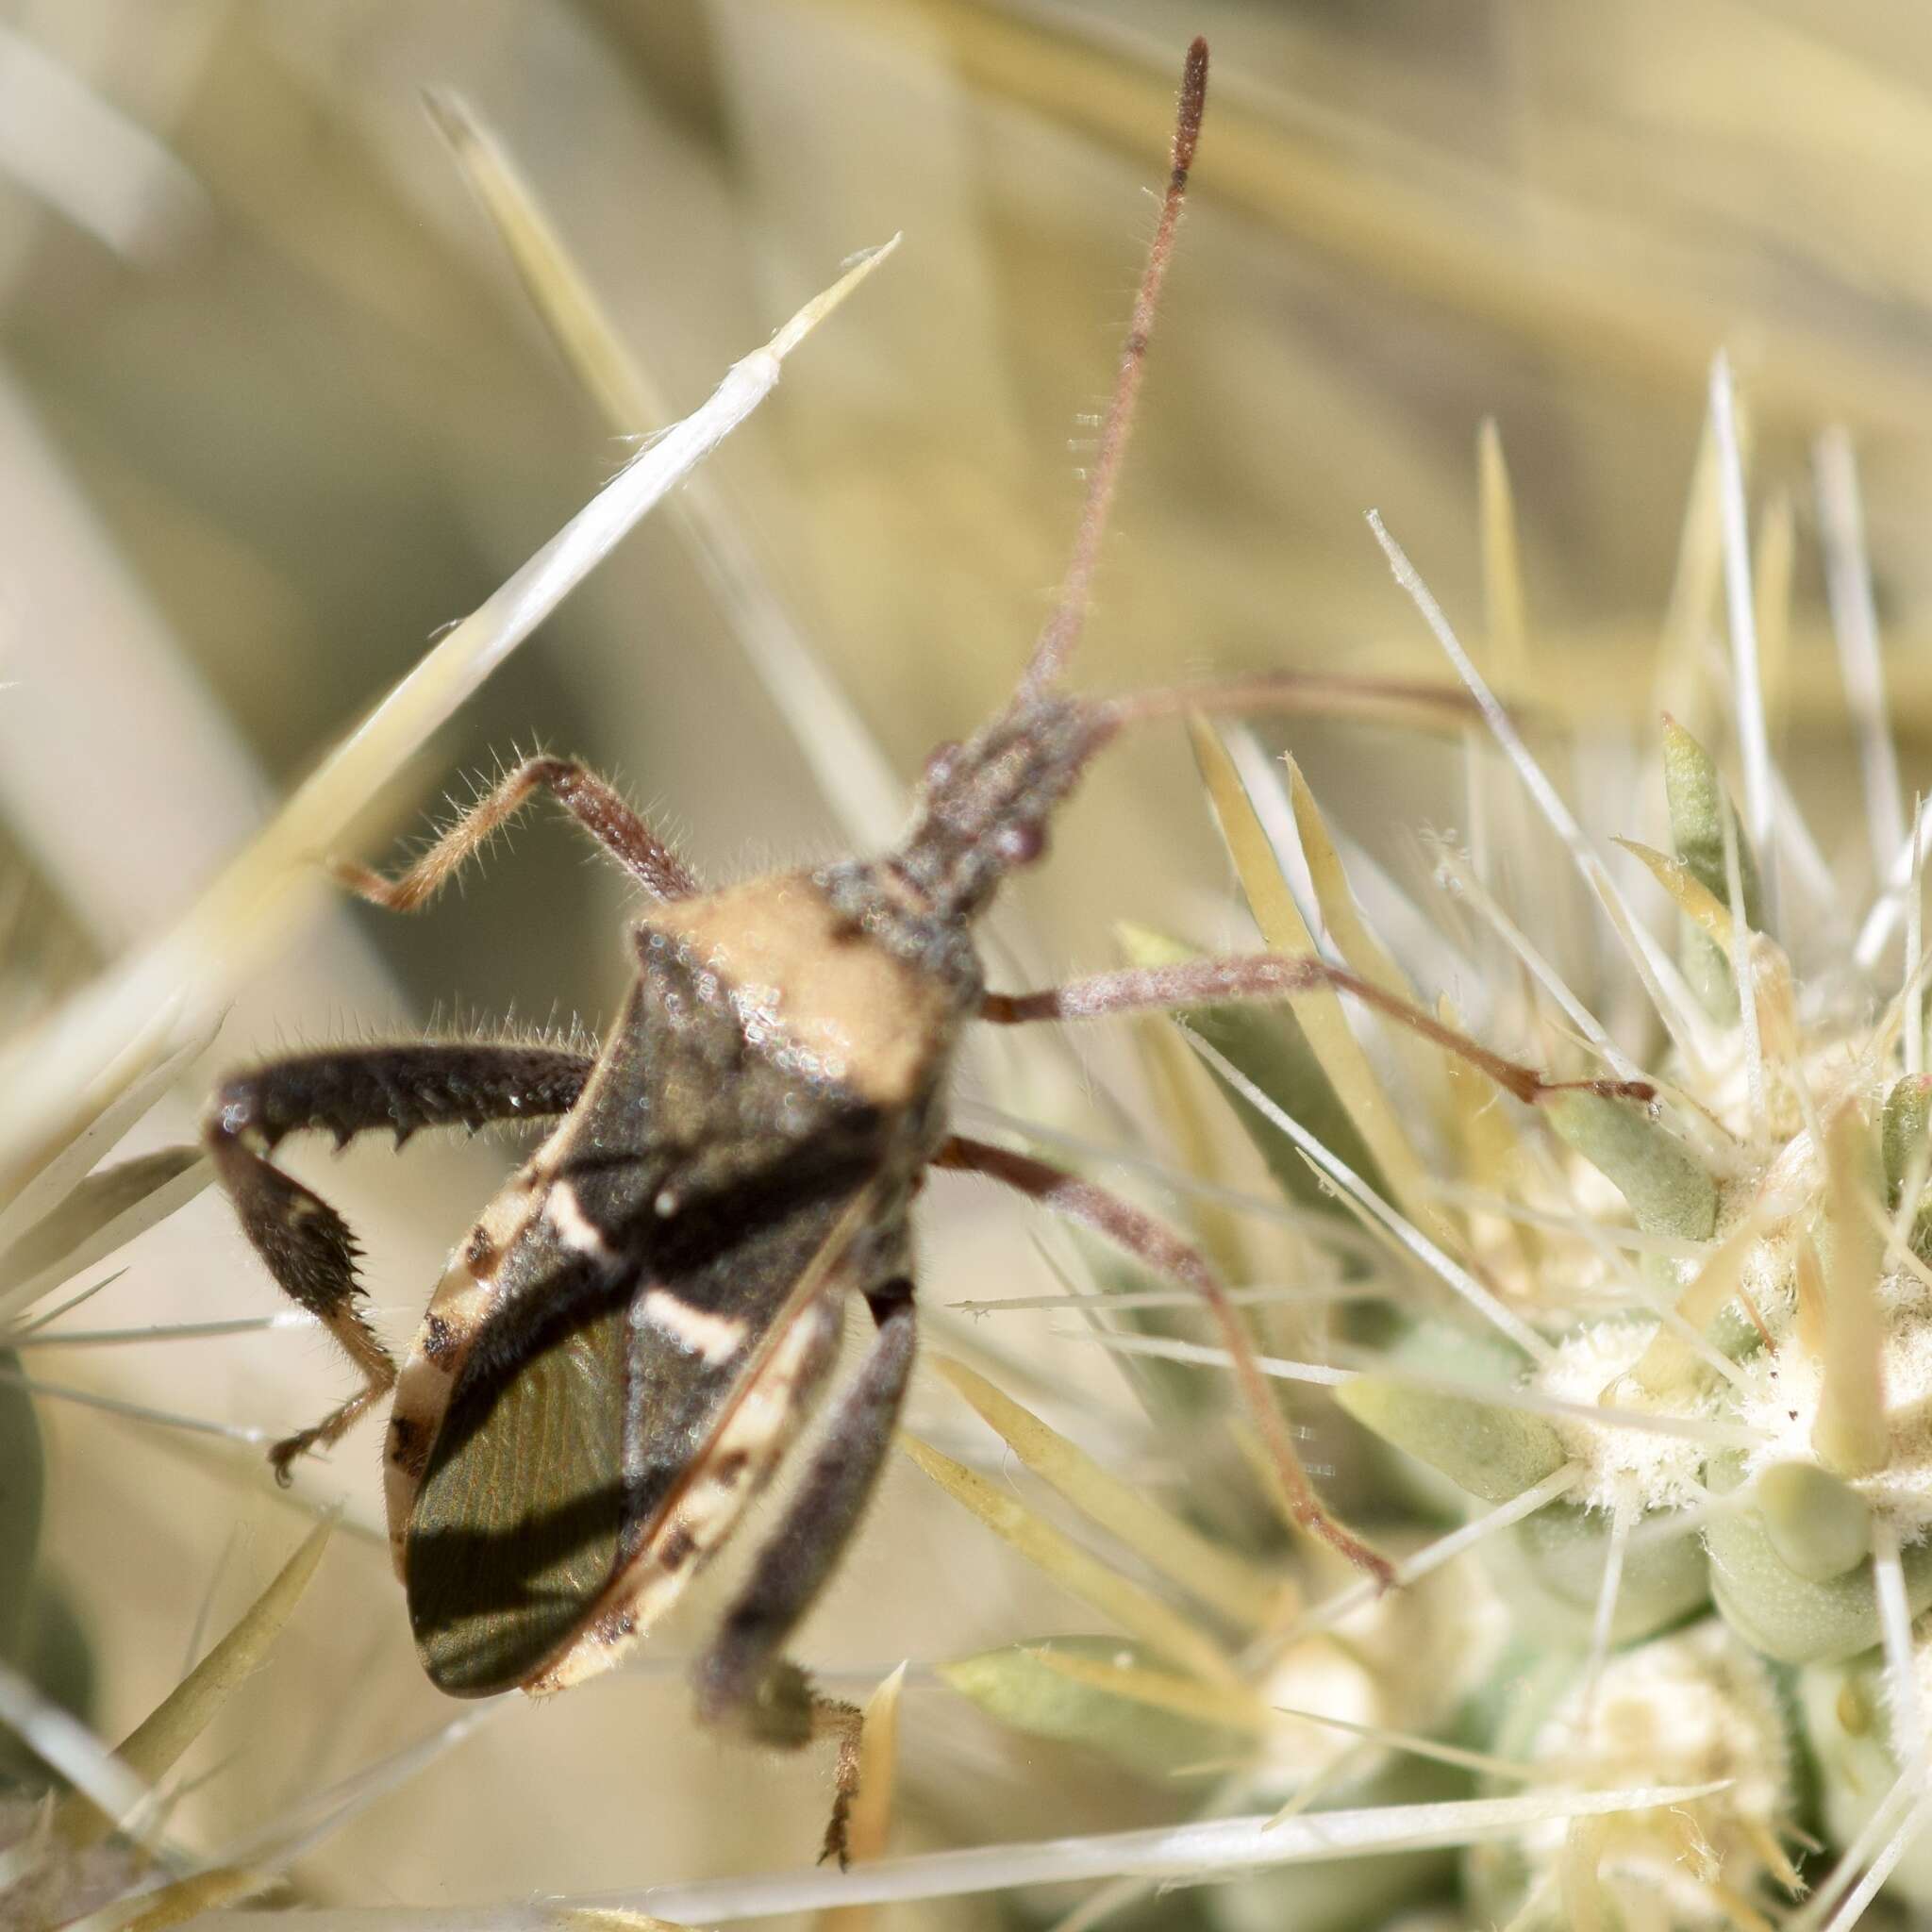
[270,1431,318,1486]
[817,1798,853,1871]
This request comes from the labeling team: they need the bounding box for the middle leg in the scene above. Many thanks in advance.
[692,1281,917,1866]
[981,956,1656,1108]
[986,957,1573,1105]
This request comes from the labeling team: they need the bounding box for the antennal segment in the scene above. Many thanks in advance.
[1017,36,1208,699]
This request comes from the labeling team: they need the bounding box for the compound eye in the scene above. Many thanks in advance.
[993,819,1047,867]
[922,740,963,791]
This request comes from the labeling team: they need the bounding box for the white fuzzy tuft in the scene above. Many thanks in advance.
[1534,1321,1718,1514]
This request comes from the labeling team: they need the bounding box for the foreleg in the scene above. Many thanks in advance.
[692,1282,916,1866]
[332,755,697,910]
[205,1042,593,1480]
[934,1135,1392,1588]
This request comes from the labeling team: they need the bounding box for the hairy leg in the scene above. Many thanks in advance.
[982,955,1565,1105]
[205,1041,593,1480]
[692,1282,916,1866]
[934,1135,1392,1588]
[332,755,697,910]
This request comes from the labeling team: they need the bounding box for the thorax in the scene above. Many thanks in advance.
[633,860,981,1127]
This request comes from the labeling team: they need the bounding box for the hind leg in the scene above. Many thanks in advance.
[934,1134,1392,1588]
[692,1282,916,1865]
[205,1042,593,1481]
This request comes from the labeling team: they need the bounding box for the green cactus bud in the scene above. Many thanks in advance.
[1663,720,1763,920]
[1755,1461,1872,1581]
[1488,1500,1709,1645]
[1881,1074,1932,1198]
[1663,716,1762,1021]
[1705,1453,1932,1662]
[1334,1374,1566,1506]
[939,1637,1252,1782]
[1881,1074,1932,1258]
[1542,1090,1719,1241]
[1357,1321,1541,1522]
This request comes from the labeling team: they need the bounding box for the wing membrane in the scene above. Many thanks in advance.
[408,1273,630,1694]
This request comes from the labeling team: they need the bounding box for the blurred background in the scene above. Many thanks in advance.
[3,0,1931,1922]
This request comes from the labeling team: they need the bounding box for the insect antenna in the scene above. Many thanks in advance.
[1015,35,1208,704]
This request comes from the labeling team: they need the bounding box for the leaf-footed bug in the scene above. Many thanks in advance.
[204,38,1576,1862]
